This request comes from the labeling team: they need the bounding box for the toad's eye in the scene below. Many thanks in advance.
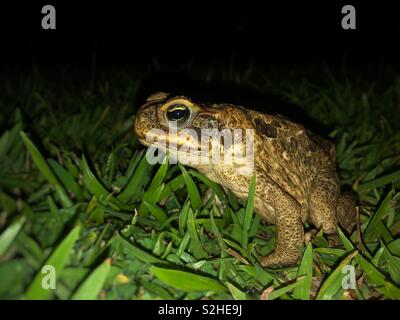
[166,105,190,122]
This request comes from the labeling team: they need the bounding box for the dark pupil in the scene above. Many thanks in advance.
[167,105,189,121]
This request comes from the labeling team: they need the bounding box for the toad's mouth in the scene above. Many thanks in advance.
[138,137,150,146]
[138,133,204,152]
[142,141,254,165]
[144,140,210,157]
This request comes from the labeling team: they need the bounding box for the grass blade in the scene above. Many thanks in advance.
[138,155,169,216]
[81,154,111,199]
[0,216,26,256]
[26,226,81,300]
[160,174,185,200]
[179,163,201,210]
[118,152,152,203]
[138,184,165,217]
[364,190,394,241]
[20,131,59,186]
[150,266,226,292]
[225,282,250,300]
[293,242,313,300]
[71,258,111,300]
[189,169,227,205]
[140,279,175,299]
[187,208,208,259]
[81,155,128,211]
[241,174,256,248]
[267,277,306,300]
[338,226,355,251]
[357,254,400,299]
[48,158,83,200]
[316,250,358,300]
[143,202,168,224]
[114,234,164,264]
[20,131,72,206]
[358,170,400,192]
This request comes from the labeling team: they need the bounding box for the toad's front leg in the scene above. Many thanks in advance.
[258,187,304,267]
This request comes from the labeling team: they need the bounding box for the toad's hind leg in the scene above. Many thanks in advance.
[336,192,357,233]
[309,174,340,236]
[257,180,304,267]
[261,210,304,267]
[310,173,357,238]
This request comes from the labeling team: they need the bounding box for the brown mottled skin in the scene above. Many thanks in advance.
[134,92,356,267]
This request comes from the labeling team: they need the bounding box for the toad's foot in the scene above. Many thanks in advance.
[261,251,302,267]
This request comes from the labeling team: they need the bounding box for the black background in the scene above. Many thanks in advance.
[1,1,400,69]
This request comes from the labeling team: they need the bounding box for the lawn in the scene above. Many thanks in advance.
[0,65,400,300]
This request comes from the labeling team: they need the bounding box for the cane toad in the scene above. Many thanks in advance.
[134,92,356,267]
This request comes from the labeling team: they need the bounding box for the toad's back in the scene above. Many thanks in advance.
[209,105,338,213]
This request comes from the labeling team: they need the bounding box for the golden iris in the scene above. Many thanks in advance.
[166,104,190,122]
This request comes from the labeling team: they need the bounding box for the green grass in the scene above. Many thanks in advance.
[0,66,400,300]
